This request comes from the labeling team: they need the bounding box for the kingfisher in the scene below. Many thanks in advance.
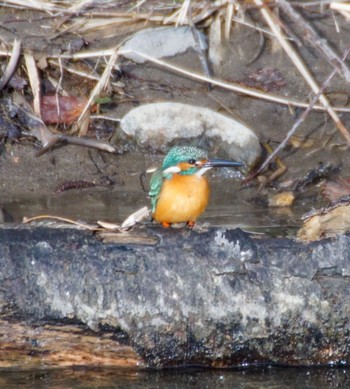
[149,146,243,228]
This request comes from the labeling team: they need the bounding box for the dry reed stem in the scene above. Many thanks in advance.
[224,1,234,41]
[176,0,191,26]
[23,215,98,230]
[0,39,21,91]
[2,0,57,12]
[117,49,350,113]
[24,52,41,117]
[331,2,350,12]
[254,0,350,145]
[1,46,350,115]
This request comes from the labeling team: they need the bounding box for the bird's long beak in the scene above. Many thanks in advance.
[195,158,243,176]
[203,159,244,168]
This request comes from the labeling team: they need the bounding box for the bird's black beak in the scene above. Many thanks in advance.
[203,159,244,168]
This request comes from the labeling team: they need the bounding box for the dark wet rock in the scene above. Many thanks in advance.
[1,225,350,367]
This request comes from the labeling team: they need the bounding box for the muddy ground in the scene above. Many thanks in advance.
[0,3,350,233]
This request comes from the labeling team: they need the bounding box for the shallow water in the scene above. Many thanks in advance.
[0,175,318,237]
[1,366,349,389]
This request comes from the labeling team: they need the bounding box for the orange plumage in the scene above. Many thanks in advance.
[152,173,210,225]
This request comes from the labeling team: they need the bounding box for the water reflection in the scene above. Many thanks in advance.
[0,366,349,389]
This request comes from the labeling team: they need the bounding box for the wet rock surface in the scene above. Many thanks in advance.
[1,224,350,367]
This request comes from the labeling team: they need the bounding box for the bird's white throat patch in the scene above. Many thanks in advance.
[195,167,212,176]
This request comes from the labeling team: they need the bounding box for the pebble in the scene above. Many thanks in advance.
[120,102,262,168]
[268,191,295,207]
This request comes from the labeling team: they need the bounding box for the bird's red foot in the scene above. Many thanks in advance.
[162,221,171,228]
[187,221,195,228]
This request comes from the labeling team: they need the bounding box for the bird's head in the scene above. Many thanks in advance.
[162,146,243,177]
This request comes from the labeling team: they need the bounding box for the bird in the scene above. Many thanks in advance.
[149,146,243,228]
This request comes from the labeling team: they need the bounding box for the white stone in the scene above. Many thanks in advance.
[120,27,207,63]
[120,102,262,167]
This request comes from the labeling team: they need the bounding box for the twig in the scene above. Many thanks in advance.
[35,134,116,156]
[278,0,350,82]
[13,91,54,147]
[255,47,350,176]
[0,38,21,91]
[253,0,350,145]
[232,15,292,39]
[23,214,98,230]
[48,59,125,89]
[90,115,121,122]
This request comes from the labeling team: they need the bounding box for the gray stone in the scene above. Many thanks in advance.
[120,27,207,63]
[120,102,262,168]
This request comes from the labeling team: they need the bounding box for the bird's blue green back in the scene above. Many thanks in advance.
[149,168,163,212]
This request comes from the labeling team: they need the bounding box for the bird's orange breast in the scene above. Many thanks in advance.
[152,174,210,224]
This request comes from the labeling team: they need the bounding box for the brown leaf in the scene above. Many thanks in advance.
[240,68,286,92]
[41,95,89,125]
[321,177,350,202]
[298,202,350,241]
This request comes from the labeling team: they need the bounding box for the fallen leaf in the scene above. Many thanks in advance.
[41,95,89,124]
[322,177,350,202]
[298,199,350,241]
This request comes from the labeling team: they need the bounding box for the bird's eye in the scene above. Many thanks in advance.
[188,159,196,165]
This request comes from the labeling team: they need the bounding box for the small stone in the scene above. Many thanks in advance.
[120,27,207,63]
[120,102,262,168]
[268,191,295,207]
